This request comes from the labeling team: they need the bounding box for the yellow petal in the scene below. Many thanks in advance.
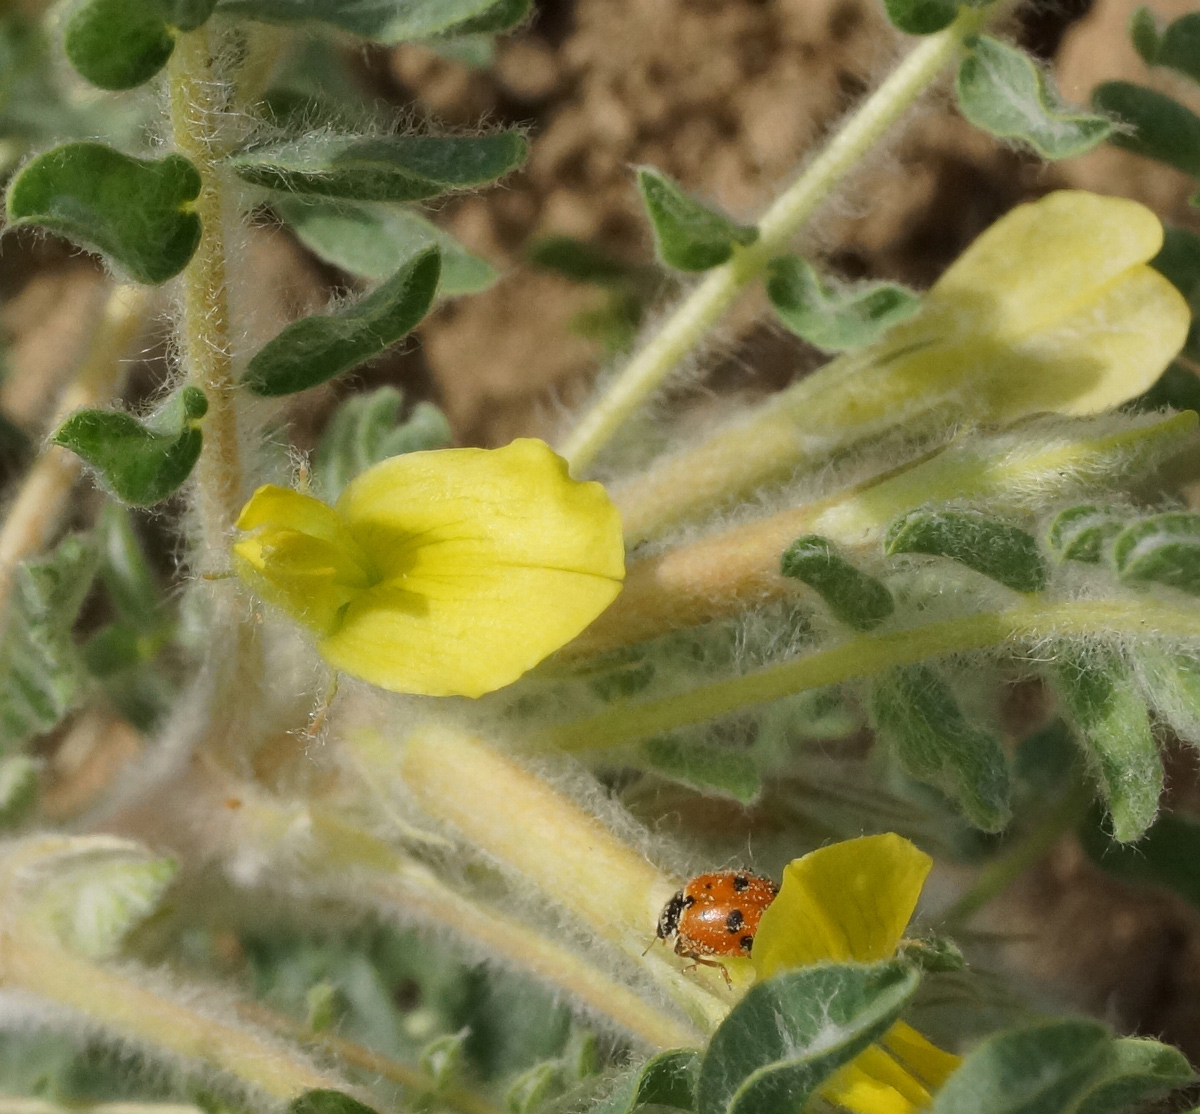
[818,1060,921,1114]
[751,834,932,979]
[238,484,368,558]
[322,439,625,696]
[882,1021,961,1091]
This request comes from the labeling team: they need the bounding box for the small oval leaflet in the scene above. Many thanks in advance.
[64,0,175,90]
[1092,82,1200,179]
[52,386,209,506]
[230,131,527,203]
[884,508,1048,593]
[780,534,895,631]
[244,247,441,396]
[590,1049,699,1114]
[1112,511,1200,595]
[1045,504,1123,564]
[698,962,920,1114]
[637,166,758,272]
[5,143,202,285]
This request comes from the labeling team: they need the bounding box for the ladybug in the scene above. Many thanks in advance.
[653,870,779,984]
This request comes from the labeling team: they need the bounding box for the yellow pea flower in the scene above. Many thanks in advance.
[233,438,625,697]
[752,834,959,1114]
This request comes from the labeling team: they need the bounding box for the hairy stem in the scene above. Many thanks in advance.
[167,29,245,565]
[541,598,1200,751]
[557,4,999,475]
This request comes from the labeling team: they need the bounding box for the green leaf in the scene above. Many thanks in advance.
[637,166,757,272]
[97,504,163,632]
[276,197,497,295]
[1091,82,1200,178]
[5,143,202,285]
[216,0,527,42]
[0,755,39,829]
[930,1019,1113,1114]
[884,509,1048,593]
[1082,805,1200,909]
[1154,12,1200,86]
[1150,227,1200,362]
[230,131,527,202]
[313,387,451,501]
[1054,648,1162,843]
[872,664,1012,832]
[527,235,637,287]
[1112,512,1200,594]
[0,535,98,750]
[63,0,174,90]
[698,962,920,1114]
[642,736,761,804]
[1045,505,1122,564]
[420,1028,468,1090]
[956,36,1112,159]
[766,255,920,352]
[1072,1038,1194,1114]
[1137,647,1200,749]
[897,933,965,973]
[165,0,219,29]
[780,534,895,631]
[244,248,440,396]
[52,386,208,506]
[882,0,960,35]
[1130,6,1161,65]
[290,1092,380,1114]
[591,1050,699,1114]
[506,1062,564,1114]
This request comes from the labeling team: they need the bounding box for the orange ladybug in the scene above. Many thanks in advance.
[654,870,779,983]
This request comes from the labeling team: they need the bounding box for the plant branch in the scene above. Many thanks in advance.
[557,4,1000,475]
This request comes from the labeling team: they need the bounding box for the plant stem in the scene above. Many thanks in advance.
[0,285,147,616]
[167,29,245,566]
[938,784,1092,928]
[557,4,997,475]
[540,599,1200,751]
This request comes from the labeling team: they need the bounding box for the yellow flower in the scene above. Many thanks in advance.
[752,834,959,1114]
[233,438,625,697]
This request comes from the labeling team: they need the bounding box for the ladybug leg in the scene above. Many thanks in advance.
[641,935,666,957]
[681,955,733,989]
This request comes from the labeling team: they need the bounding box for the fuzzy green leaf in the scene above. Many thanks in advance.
[642,736,761,804]
[1130,6,1161,65]
[277,197,497,295]
[1136,647,1200,749]
[420,1029,467,1090]
[1112,512,1200,594]
[527,235,637,287]
[1045,505,1123,564]
[884,509,1048,592]
[1155,13,1200,85]
[63,0,174,90]
[230,131,527,202]
[872,664,1012,832]
[97,504,163,632]
[290,1092,380,1114]
[780,534,895,631]
[957,36,1112,159]
[216,0,528,42]
[314,386,452,501]
[1083,805,1200,909]
[1150,228,1200,362]
[1072,1038,1194,1114]
[883,0,983,35]
[0,536,97,750]
[506,1062,564,1114]
[52,387,208,506]
[699,962,919,1114]
[1054,648,1162,843]
[930,1020,1113,1114]
[592,1050,699,1114]
[766,255,920,352]
[244,248,440,396]
[1091,82,1200,179]
[0,755,39,829]
[637,166,757,272]
[5,143,201,285]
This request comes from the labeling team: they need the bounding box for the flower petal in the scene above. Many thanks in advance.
[238,484,369,559]
[882,1021,961,1091]
[323,439,624,696]
[818,1060,921,1114]
[751,833,932,978]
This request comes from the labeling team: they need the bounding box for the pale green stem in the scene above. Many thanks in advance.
[557,4,999,474]
[0,1101,204,1114]
[539,598,1200,751]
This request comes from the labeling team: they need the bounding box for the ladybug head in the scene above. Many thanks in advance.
[656,890,686,940]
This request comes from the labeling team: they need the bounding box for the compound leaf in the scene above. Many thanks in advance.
[230,131,527,202]
[637,166,757,272]
[52,386,208,506]
[956,35,1112,159]
[5,143,201,285]
[244,247,440,396]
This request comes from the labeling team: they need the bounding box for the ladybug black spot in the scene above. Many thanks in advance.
[703,881,712,890]
[725,908,745,933]
[741,935,755,951]
[732,874,749,892]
